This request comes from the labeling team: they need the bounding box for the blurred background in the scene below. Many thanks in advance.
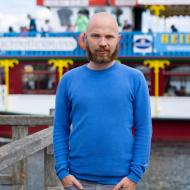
[0,1,190,189]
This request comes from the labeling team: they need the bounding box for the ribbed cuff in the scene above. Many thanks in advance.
[57,169,69,181]
[127,172,141,184]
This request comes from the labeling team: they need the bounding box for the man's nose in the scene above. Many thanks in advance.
[99,37,107,47]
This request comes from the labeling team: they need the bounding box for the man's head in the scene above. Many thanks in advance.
[27,14,32,20]
[84,12,120,64]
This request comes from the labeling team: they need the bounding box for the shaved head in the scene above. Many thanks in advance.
[87,12,119,34]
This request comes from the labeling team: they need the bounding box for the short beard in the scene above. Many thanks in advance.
[85,42,119,64]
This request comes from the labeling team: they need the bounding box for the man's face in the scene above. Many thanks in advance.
[85,18,120,64]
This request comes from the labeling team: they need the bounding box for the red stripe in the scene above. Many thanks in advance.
[89,0,115,6]
[36,0,44,6]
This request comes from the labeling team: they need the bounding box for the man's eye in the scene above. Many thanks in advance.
[92,34,100,38]
[106,35,114,39]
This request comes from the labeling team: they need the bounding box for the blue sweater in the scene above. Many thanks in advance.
[53,62,152,184]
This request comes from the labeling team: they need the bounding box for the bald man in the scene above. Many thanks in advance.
[53,12,152,190]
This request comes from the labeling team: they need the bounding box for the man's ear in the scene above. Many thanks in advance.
[83,33,87,42]
[118,34,121,42]
[78,32,86,50]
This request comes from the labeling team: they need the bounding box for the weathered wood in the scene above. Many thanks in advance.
[0,174,12,185]
[47,109,54,155]
[46,109,59,187]
[45,148,60,187]
[12,185,25,190]
[27,150,45,190]
[0,127,53,171]
[12,126,28,189]
[0,166,12,185]
[0,113,59,189]
[0,115,53,126]
[0,185,12,190]
[12,126,28,140]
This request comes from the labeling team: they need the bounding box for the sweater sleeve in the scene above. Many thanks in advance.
[53,76,71,181]
[127,72,152,183]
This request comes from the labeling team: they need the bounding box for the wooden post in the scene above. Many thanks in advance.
[12,126,28,190]
[45,108,60,187]
[26,150,45,190]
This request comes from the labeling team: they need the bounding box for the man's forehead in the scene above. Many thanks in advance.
[89,29,118,36]
[87,12,118,33]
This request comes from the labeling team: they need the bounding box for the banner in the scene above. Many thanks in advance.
[0,37,77,51]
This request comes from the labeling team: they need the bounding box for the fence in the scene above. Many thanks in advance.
[0,113,62,190]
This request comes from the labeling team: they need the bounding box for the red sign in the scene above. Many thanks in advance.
[89,0,115,6]
[36,0,44,5]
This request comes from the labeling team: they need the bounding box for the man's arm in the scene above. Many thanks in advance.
[53,77,71,180]
[53,76,84,190]
[127,72,152,183]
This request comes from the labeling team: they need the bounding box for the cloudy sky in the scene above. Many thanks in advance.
[0,0,190,33]
[0,0,53,32]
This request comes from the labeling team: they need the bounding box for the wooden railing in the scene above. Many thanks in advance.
[0,113,63,190]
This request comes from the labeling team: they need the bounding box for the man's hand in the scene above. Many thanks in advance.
[113,177,137,190]
[61,175,83,189]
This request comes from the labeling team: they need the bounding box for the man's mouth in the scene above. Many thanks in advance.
[96,50,109,54]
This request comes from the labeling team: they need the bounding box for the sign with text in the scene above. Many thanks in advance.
[0,37,77,51]
[154,33,190,54]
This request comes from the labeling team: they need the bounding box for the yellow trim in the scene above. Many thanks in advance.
[48,59,74,80]
[144,60,170,116]
[0,59,19,110]
[0,59,19,95]
[148,5,166,16]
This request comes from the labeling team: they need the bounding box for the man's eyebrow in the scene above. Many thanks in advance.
[90,33,100,36]
[90,33,116,36]
[105,34,115,37]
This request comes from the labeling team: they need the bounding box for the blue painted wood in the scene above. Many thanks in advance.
[0,32,190,57]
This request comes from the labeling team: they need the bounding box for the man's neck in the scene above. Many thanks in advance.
[87,61,115,70]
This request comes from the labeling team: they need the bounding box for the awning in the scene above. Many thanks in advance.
[145,5,190,17]
[36,0,136,7]
[137,0,190,5]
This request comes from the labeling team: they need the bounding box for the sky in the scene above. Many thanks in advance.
[0,0,53,32]
[0,0,190,33]
[142,10,190,32]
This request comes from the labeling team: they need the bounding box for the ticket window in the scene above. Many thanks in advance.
[22,64,56,94]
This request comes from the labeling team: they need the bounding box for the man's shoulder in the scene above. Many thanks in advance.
[59,65,85,87]
[119,63,143,77]
[61,64,85,79]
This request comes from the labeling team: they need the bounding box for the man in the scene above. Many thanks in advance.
[75,12,89,32]
[122,20,133,32]
[53,12,152,190]
[27,14,37,32]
